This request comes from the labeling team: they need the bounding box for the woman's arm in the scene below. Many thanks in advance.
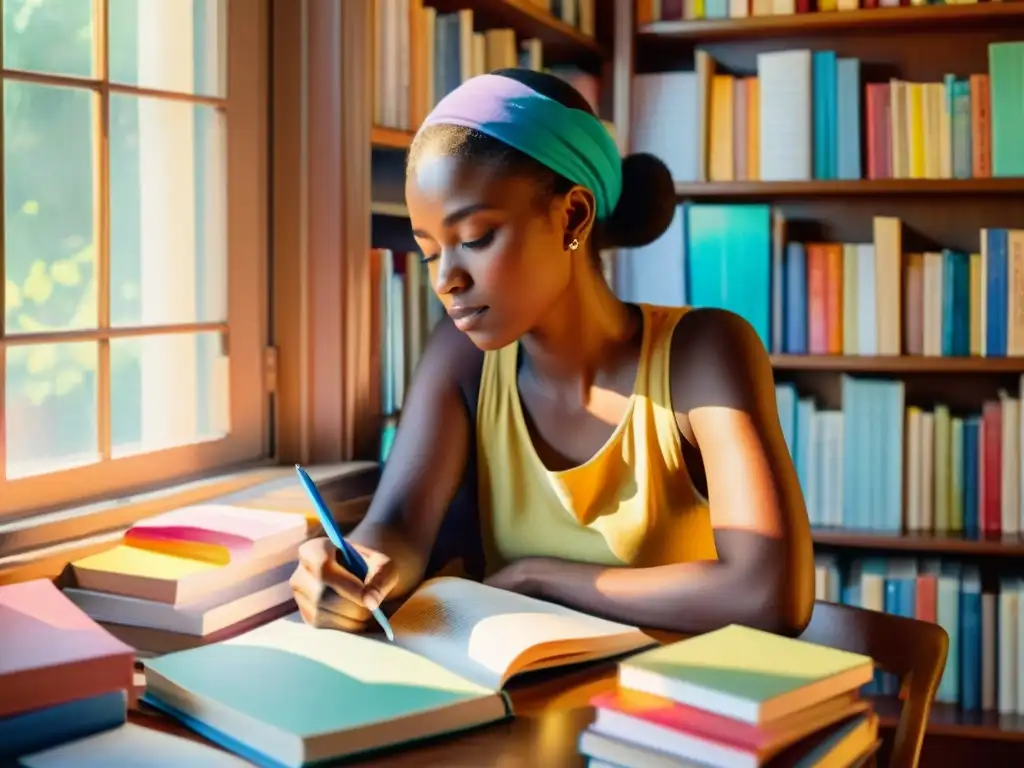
[492,308,816,636]
[348,316,482,600]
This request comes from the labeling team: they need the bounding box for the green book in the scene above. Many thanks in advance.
[142,577,654,767]
[988,42,1024,178]
[617,624,874,725]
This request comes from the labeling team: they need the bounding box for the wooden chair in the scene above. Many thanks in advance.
[799,600,949,768]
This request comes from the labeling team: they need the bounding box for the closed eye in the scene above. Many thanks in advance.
[462,229,496,251]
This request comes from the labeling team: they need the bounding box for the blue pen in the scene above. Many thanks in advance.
[294,465,395,641]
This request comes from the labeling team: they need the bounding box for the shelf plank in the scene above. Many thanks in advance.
[372,126,415,151]
[640,3,1024,42]
[675,178,1024,199]
[424,0,606,65]
[812,528,1024,556]
[872,697,1024,742]
[371,201,410,218]
[771,355,1024,374]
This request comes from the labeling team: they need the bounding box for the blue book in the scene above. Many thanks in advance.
[141,580,654,768]
[685,204,772,349]
[0,690,126,761]
[984,229,1008,357]
[812,51,838,180]
[836,58,861,180]
[783,243,808,354]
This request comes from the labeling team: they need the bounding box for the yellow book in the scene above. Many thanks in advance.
[933,405,951,531]
[906,82,925,179]
[970,251,983,356]
[617,624,874,725]
[709,74,735,182]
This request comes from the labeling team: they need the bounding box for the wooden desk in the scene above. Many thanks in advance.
[130,660,620,767]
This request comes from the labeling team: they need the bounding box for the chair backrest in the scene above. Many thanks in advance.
[798,600,948,768]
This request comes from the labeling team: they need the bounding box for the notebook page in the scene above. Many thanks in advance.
[390,577,650,690]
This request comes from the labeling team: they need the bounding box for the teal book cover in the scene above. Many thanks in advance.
[685,204,772,349]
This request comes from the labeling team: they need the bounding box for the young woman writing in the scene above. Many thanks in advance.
[288,69,815,637]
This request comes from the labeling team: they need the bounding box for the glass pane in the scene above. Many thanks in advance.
[3,0,95,78]
[108,0,225,97]
[4,341,99,478]
[110,331,228,457]
[3,81,97,335]
[110,94,226,327]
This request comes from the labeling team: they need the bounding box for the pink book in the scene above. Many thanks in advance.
[123,504,308,564]
[0,579,134,718]
[590,689,867,760]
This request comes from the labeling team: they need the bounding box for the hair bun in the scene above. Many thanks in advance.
[596,153,677,251]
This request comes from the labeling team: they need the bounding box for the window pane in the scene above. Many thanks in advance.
[110,94,226,327]
[4,341,99,478]
[108,0,225,97]
[3,81,97,335]
[2,0,94,79]
[110,331,228,458]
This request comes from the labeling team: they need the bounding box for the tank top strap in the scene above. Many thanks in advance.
[633,303,691,405]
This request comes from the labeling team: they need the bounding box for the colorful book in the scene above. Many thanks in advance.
[141,577,655,767]
[617,624,874,725]
[124,504,308,564]
[0,579,135,719]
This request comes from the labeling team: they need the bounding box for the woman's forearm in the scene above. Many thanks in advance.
[520,535,807,636]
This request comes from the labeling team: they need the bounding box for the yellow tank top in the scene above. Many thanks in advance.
[475,303,718,576]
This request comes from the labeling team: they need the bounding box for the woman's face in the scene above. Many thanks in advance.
[406,150,577,351]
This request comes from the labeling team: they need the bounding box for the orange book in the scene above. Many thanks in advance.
[824,243,844,354]
[915,574,938,623]
[806,244,829,355]
[970,74,991,178]
[709,75,735,182]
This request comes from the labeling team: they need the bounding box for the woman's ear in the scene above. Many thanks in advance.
[561,185,597,250]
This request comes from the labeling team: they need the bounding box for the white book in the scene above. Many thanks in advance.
[756,50,812,182]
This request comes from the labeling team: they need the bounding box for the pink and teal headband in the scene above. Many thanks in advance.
[420,73,622,220]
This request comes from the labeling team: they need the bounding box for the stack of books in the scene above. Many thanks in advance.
[62,502,312,658]
[0,579,136,761]
[579,624,881,767]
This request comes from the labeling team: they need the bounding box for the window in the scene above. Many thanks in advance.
[0,0,267,520]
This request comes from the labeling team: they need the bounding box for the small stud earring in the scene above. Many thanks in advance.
[568,238,579,251]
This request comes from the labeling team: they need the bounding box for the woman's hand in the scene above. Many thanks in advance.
[289,537,398,632]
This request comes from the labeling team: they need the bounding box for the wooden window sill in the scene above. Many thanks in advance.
[0,460,380,586]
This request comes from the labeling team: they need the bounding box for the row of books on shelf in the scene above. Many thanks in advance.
[778,224,1023,358]
[621,201,1024,358]
[633,42,1024,185]
[777,376,1024,537]
[637,0,1011,23]
[373,0,596,132]
[815,553,1024,716]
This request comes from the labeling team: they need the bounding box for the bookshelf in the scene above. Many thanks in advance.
[361,0,1024,761]
[630,0,1024,762]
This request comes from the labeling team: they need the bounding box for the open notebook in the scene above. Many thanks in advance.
[142,576,654,768]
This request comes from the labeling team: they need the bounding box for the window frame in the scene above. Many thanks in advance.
[0,0,270,521]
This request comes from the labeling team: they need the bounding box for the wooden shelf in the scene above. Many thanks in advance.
[371,126,415,151]
[674,178,1024,199]
[812,528,1024,557]
[640,3,1024,42]
[371,201,410,218]
[872,697,1024,742]
[770,355,1024,374]
[424,0,606,65]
